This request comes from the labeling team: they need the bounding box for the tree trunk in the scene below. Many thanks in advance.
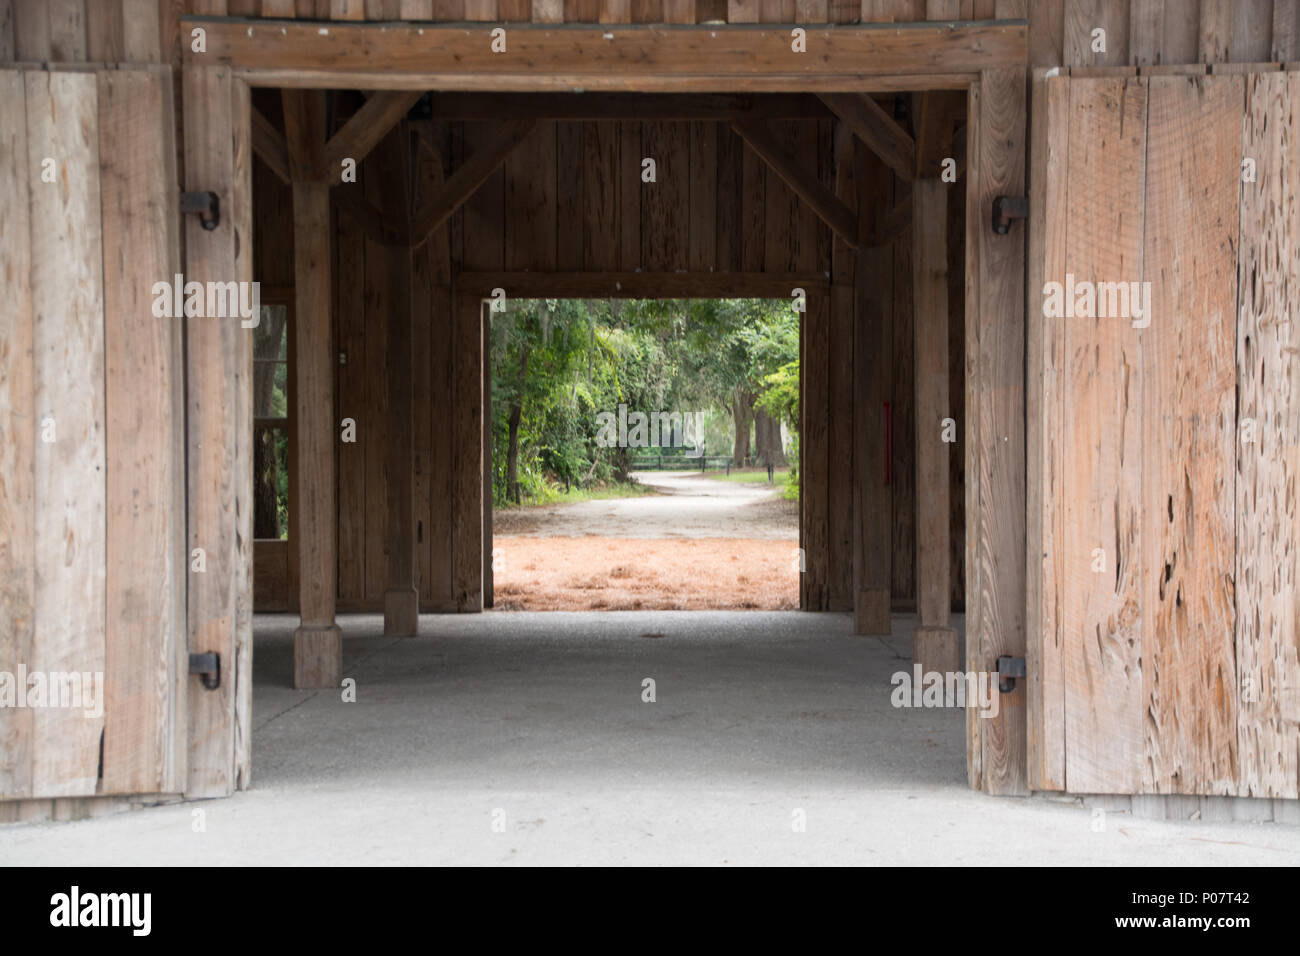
[732,402,750,467]
[754,407,787,467]
[252,307,286,538]
[506,346,530,504]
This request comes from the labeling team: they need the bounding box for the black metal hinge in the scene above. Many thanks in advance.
[991,195,1028,235]
[996,656,1026,694]
[189,652,221,691]
[180,190,221,231]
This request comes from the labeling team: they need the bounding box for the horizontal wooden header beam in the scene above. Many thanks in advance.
[183,20,1025,90]
[426,92,836,120]
[457,271,829,299]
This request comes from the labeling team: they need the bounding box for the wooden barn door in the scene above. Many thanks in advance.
[0,66,188,801]
[1028,71,1300,798]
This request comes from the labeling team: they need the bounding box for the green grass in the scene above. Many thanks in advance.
[496,479,659,509]
[704,467,792,488]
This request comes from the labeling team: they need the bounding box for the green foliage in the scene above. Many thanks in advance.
[490,298,801,507]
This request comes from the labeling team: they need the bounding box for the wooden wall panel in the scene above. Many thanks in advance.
[1236,71,1300,799]
[99,68,186,795]
[183,65,252,796]
[26,70,106,798]
[1140,75,1240,794]
[1059,76,1146,795]
[968,67,1026,795]
[641,119,689,270]
[0,69,34,799]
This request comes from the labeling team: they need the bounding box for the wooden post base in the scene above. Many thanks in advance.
[854,587,891,635]
[384,587,420,637]
[293,624,342,689]
[913,624,960,675]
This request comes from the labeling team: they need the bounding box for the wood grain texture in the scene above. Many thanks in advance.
[1235,71,1299,798]
[0,69,34,799]
[642,119,689,270]
[25,70,105,799]
[1026,69,1068,791]
[1060,76,1147,794]
[183,66,250,793]
[688,121,717,270]
[1140,74,1240,793]
[972,67,1026,794]
[99,68,186,795]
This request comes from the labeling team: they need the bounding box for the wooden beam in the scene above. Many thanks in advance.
[853,140,893,636]
[185,20,1028,86]
[731,119,859,251]
[912,90,964,179]
[911,178,956,673]
[375,123,419,637]
[250,104,290,185]
[281,88,326,182]
[409,119,536,248]
[281,87,342,688]
[456,271,828,298]
[819,93,916,182]
[967,67,1027,796]
[322,90,423,186]
[427,92,834,120]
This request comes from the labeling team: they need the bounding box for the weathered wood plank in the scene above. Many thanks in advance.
[642,119,689,270]
[688,121,717,271]
[189,19,1029,80]
[619,120,641,270]
[972,67,1026,794]
[583,120,619,270]
[99,68,186,795]
[556,120,584,270]
[1140,74,1241,793]
[1025,68,1068,792]
[183,66,250,794]
[12,0,51,61]
[0,69,34,799]
[1060,76,1147,794]
[1235,71,1299,798]
[25,70,105,799]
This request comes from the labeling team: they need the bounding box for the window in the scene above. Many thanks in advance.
[253,302,290,540]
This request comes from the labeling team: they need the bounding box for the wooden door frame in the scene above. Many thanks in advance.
[460,279,833,614]
[183,25,1027,794]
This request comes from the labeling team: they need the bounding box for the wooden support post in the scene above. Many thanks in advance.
[376,125,419,636]
[911,178,958,672]
[283,90,342,688]
[854,142,893,635]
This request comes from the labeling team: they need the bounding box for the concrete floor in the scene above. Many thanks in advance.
[3,611,1298,865]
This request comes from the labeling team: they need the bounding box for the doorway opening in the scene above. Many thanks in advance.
[487,296,800,611]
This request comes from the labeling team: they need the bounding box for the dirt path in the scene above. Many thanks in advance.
[492,471,799,610]
[492,470,798,540]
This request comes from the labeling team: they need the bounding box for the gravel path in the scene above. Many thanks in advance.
[492,470,798,540]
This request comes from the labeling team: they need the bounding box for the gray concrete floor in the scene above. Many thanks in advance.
[3,611,1298,865]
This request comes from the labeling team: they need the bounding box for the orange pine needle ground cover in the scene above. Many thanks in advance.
[492,535,800,610]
